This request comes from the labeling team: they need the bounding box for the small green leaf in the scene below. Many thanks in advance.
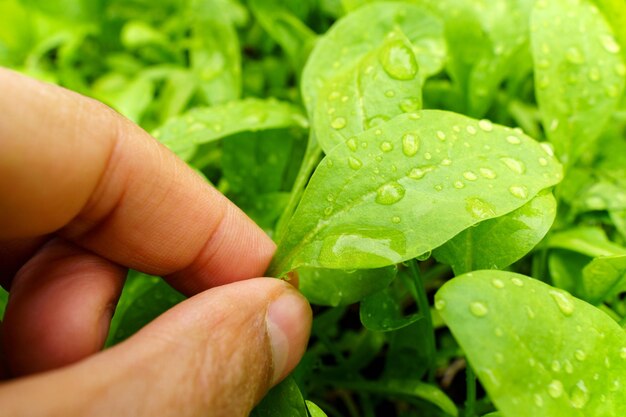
[583,255,626,305]
[305,401,328,417]
[548,227,626,258]
[436,271,626,417]
[531,0,626,164]
[250,377,308,417]
[548,249,589,295]
[434,190,557,274]
[301,2,445,116]
[271,110,562,276]
[299,266,397,306]
[153,98,308,160]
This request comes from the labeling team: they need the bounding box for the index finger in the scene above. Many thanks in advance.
[0,68,275,293]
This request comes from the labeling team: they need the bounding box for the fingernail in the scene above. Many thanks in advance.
[265,288,311,384]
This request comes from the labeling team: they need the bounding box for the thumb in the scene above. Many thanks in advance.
[0,278,312,417]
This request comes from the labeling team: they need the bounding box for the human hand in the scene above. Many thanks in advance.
[0,68,311,416]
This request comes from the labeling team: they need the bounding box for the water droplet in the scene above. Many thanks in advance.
[324,206,333,216]
[479,119,494,132]
[479,167,497,179]
[509,185,529,199]
[534,394,544,407]
[346,137,358,151]
[466,197,496,219]
[466,125,477,135]
[600,34,620,54]
[564,359,574,374]
[575,350,586,361]
[328,91,341,100]
[548,380,564,398]
[402,133,420,156]
[385,90,396,97]
[565,46,584,64]
[538,157,548,166]
[408,112,421,120]
[506,135,521,144]
[492,278,505,288]
[375,181,405,205]
[408,166,433,179]
[326,194,335,202]
[549,290,575,316]
[435,299,446,310]
[588,67,601,82]
[424,152,432,160]
[551,360,561,372]
[470,301,488,317]
[380,40,419,80]
[380,141,394,152]
[511,277,524,287]
[454,180,465,189]
[453,125,461,133]
[327,107,336,115]
[500,157,526,174]
[391,216,401,224]
[526,306,536,319]
[331,117,347,130]
[570,380,590,409]
[399,98,420,112]
[434,184,443,191]
[367,115,389,128]
[463,171,478,181]
[620,347,626,359]
[436,130,446,141]
[348,156,362,170]
[441,158,452,166]
[540,142,555,156]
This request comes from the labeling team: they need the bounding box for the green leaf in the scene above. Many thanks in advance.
[592,0,626,64]
[548,249,589,295]
[305,401,328,417]
[531,0,626,164]
[583,255,626,305]
[548,227,626,258]
[250,377,308,417]
[313,31,428,153]
[436,271,626,417]
[270,110,562,276]
[299,266,397,306]
[301,2,446,118]
[434,190,557,274]
[106,272,185,346]
[153,98,308,160]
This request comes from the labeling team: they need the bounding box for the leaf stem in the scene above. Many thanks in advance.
[408,260,437,382]
[464,363,477,417]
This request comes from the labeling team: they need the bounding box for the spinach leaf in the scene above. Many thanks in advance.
[531,0,626,165]
[582,255,626,305]
[270,110,562,275]
[250,376,308,417]
[153,98,308,161]
[305,401,328,417]
[434,190,557,274]
[436,271,626,417]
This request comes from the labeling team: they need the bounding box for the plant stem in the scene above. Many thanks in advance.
[465,363,477,417]
[408,260,437,382]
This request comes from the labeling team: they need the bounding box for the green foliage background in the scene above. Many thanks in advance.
[3,0,626,416]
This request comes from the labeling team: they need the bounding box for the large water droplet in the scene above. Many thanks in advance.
[549,290,575,316]
[509,185,529,199]
[500,157,526,174]
[385,89,396,98]
[570,380,590,409]
[478,119,494,132]
[402,133,420,156]
[511,277,524,287]
[466,197,496,219]
[375,181,406,205]
[331,117,347,130]
[469,301,488,317]
[380,141,394,152]
[399,98,420,112]
[348,156,362,170]
[479,167,497,179]
[380,40,419,80]
[436,130,446,141]
[600,34,620,54]
[391,216,401,224]
[463,171,478,181]
[408,165,434,180]
[346,137,358,151]
[492,278,505,289]
[548,380,564,398]
[506,135,521,145]
[367,115,389,128]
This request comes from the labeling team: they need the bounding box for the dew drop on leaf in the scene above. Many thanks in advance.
[506,135,521,144]
[548,380,564,398]
[401,133,419,156]
[453,180,465,189]
[331,117,347,130]
[500,157,526,174]
[570,380,590,409]
[463,171,478,181]
[478,119,493,132]
[380,40,419,80]
[399,97,420,113]
[348,156,363,170]
[435,299,446,310]
[509,185,529,199]
[436,130,446,141]
[575,349,587,361]
[549,290,575,316]
[511,277,524,287]
[599,34,620,54]
[465,197,496,219]
[380,141,394,152]
[375,181,405,205]
[466,125,477,135]
[441,158,452,166]
[479,167,497,179]
[469,301,489,317]
[565,46,585,64]
[346,137,358,151]
[491,278,505,289]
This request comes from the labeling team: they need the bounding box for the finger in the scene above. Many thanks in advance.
[0,278,312,417]
[0,68,275,294]
[2,239,125,376]
[0,236,49,289]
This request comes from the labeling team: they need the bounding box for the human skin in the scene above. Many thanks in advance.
[0,67,312,417]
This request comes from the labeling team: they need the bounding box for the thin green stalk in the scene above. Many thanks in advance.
[274,132,322,243]
[465,363,477,417]
[408,260,437,382]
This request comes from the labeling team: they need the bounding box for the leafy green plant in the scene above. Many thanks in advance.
[3,0,626,416]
